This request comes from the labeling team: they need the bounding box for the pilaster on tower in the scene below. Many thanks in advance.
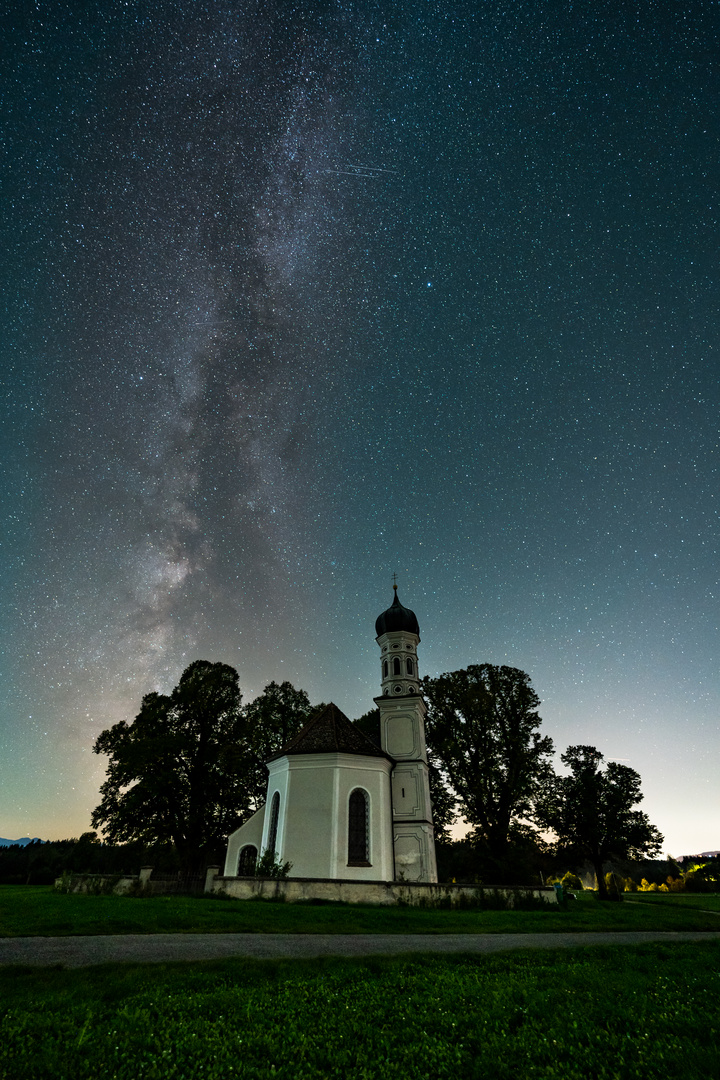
[374,584,437,883]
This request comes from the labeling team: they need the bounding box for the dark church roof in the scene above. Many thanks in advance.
[374,588,420,638]
[268,703,392,762]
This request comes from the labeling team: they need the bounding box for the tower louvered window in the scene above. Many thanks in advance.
[406,657,414,675]
[347,788,370,865]
[393,657,401,675]
[267,791,280,856]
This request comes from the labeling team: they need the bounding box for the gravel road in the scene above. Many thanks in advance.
[1,931,719,968]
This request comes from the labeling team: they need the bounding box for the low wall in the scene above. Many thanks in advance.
[209,871,557,907]
[54,873,141,895]
[54,867,202,896]
[55,868,557,907]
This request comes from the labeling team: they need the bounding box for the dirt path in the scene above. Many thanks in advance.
[2,931,719,968]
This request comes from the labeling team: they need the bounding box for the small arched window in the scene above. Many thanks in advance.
[393,657,401,676]
[238,845,257,876]
[383,660,388,678]
[347,788,370,866]
[267,791,280,856]
[406,657,414,675]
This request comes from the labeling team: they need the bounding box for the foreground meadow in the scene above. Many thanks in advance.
[2,886,720,936]
[1,941,719,1079]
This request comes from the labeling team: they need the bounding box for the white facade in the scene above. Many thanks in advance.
[224,589,437,883]
[375,595,438,883]
[224,742,395,880]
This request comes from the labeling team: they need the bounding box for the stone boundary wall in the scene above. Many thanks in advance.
[54,872,143,895]
[56,867,558,907]
[208,871,558,907]
[54,867,195,896]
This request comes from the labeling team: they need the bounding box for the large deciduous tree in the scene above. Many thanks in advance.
[237,679,315,809]
[91,663,313,872]
[422,665,554,862]
[535,744,663,899]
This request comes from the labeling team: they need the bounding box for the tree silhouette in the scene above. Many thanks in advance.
[535,744,663,899]
[422,665,554,862]
[91,662,312,872]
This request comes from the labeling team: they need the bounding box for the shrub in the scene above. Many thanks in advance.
[604,871,625,897]
[254,851,293,879]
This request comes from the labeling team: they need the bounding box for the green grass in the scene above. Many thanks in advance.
[627,892,720,912]
[1,942,719,1079]
[2,886,720,936]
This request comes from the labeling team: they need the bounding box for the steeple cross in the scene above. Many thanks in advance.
[392,572,398,592]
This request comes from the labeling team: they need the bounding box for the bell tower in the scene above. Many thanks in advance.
[374,584,437,883]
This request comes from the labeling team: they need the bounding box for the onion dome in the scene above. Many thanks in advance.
[375,586,420,637]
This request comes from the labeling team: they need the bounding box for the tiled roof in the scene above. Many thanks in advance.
[268,703,392,761]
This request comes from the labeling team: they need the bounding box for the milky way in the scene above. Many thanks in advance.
[3,1,719,852]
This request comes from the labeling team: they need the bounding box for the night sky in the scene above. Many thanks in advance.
[3,1,719,855]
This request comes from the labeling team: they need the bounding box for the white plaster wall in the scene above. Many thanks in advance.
[275,754,334,877]
[393,822,438,882]
[224,805,266,876]
[261,760,291,856]
[274,753,394,881]
[378,697,428,761]
[329,755,395,881]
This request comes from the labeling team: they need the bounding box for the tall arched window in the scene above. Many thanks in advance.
[347,788,370,866]
[393,657,401,675]
[238,845,257,876]
[383,660,389,678]
[267,791,280,856]
[406,657,414,675]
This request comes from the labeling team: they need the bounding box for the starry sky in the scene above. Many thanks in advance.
[3,0,719,855]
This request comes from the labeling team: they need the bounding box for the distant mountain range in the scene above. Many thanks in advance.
[0,837,42,847]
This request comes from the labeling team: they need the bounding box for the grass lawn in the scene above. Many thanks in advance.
[627,892,720,912]
[1,941,719,1079]
[2,886,720,936]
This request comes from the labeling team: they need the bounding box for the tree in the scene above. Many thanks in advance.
[238,680,315,809]
[91,663,313,872]
[535,745,663,900]
[422,665,554,863]
[353,708,381,746]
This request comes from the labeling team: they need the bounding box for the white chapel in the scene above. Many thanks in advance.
[223,587,438,883]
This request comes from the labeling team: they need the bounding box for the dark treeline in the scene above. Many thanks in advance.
[434,836,720,892]
[0,833,225,885]
[4,835,716,890]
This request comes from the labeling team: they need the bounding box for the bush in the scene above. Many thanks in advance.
[254,851,293,879]
[604,872,624,898]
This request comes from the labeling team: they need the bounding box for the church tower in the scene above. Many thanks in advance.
[374,585,438,882]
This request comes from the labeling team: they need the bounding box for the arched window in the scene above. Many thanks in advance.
[393,657,401,676]
[347,788,370,866]
[237,845,257,876]
[406,657,414,675]
[267,791,280,856]
[383,660,388,678]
